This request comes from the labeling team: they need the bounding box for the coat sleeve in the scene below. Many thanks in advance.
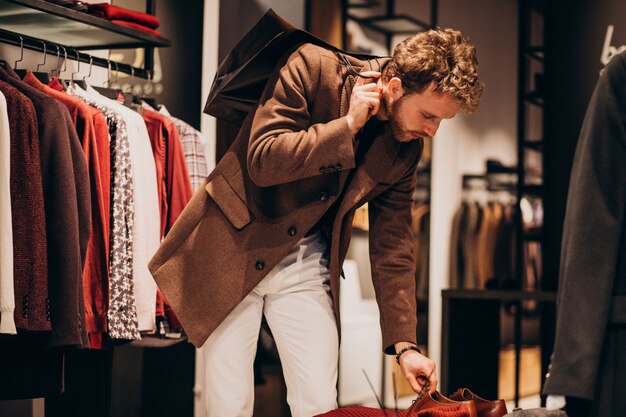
[368,143,422,354]
[542,52,626,400]
[247,44,357,187]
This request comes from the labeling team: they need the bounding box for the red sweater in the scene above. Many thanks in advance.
[142,109,192,328]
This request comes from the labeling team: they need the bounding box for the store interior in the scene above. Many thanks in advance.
[0,0,625,416]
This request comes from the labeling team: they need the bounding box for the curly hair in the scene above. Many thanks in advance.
[382,28,484,114]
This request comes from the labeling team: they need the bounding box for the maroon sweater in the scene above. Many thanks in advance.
[0,80,49,332]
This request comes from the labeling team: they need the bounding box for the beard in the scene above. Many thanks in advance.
[381,94,419,142]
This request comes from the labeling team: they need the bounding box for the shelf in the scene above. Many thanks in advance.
[347,0,381,8]
[0,0,170,49]
[348,13,431,34]
[442,289,556,302]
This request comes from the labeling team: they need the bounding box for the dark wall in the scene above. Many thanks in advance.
[113,0,205,130]
[543,1,626,290]
[154,0,204,129]
[216,0,305,160]
[218,0,304,61]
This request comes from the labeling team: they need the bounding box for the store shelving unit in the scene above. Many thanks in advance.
[342,0,437,54]
[440,0,554,409]
[0,2,172,416]
[0,0,170,78]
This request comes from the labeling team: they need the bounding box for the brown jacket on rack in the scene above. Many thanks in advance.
[148,43,424,352]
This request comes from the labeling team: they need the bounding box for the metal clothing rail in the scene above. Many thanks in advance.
[0,28,152,79]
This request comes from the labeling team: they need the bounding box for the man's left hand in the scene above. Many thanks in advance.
[395,342,437,396]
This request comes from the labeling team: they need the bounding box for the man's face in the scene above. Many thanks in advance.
[380,80,460,142]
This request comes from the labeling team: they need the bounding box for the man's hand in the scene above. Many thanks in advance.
[395,342,437,396]
[345,71,382,134]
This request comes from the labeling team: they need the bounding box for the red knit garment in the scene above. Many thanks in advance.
[315,404,469,417]
[142,109,192,329]
[86,3,160,28]
[110,20,161,37]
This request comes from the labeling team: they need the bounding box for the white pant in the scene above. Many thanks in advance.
[201,231,339,417]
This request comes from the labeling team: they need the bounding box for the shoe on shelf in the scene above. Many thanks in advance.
[449,388,508,417]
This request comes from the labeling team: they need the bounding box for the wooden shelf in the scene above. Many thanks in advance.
[0,0,170,49]
[442,289,556,302]
[348,13,431,34]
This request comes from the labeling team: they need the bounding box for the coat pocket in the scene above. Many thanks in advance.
[205,174,254,230]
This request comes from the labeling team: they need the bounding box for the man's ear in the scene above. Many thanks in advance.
[387,76,404,99]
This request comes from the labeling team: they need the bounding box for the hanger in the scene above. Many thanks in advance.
[70,49,87,89]
[141,69,159,109]
[127,66,135,94]
[51,44,61,77]
[121,65,135,107]
[112,61,134,108]
[93,59,122,100]
[56,46,69,90]
[0,35,23,72]
[82,55,93,86]
[15,40,51,83]
[14,35,24,70]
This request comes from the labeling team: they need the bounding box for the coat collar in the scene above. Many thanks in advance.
[339,55,390,119]
[337,54,407,210]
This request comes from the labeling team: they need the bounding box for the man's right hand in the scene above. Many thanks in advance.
[345,71,382,134]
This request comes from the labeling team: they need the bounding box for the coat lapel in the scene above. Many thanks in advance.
[337,125,403,215]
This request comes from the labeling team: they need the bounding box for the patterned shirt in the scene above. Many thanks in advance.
[69,85,140,341]
[159,106,208,192]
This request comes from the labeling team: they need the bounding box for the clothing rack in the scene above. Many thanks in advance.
[0,0,169,79]
[0,29,152,79]
[462,172,518,192]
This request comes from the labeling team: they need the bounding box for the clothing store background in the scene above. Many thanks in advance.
[1,0,626,416]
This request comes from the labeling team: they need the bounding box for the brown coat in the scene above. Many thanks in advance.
[148,44,423,353]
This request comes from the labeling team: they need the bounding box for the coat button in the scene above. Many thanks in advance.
[255,260,265,270]
[320,192,328,201]
[288,226,297,236]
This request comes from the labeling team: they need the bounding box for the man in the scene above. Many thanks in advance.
[148,27,483,417]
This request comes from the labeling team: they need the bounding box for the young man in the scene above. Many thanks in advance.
[149,28,483,417]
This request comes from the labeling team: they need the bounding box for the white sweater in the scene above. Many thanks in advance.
[0,91,16,334]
